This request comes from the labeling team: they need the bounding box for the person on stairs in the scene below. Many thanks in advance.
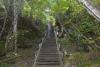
[47,22,54,38]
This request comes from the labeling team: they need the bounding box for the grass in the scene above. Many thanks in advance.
[0,41,5,56]
[65,52,100,67]
[58,35,100,67]
[0,41,5,49]
[0,63,11,67]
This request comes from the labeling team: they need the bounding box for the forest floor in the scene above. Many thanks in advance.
[0,47,36,67]
[13,48,34,67]
[64,51,100,67]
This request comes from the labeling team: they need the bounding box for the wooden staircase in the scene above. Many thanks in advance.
[33,33,63,67]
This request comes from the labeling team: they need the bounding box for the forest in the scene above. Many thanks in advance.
[0,0,100,67]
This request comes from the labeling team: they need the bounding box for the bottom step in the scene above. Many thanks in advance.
[37,61,60,65]
[35,65,61,67]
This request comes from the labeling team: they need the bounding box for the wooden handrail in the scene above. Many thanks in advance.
[33,31,47,67]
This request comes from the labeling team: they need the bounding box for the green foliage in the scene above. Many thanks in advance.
[80,21,94,33]
[0,41,5,56]
[0,0,4,8]
[64,0,100,37]
[91,0,100,7]
[22,1,31,17]
[0,63,11,67]
[22,0,71,22]
[0,0,100,66]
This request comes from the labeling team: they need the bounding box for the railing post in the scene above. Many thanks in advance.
[33,31,47,67]
[54,30,64,67]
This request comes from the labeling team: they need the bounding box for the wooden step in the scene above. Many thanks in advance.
[39,55,59,57]
[37,61,60,65]
[35,65,61,67]
[39,53,59,56]
[40,50,57,53]
[41,48,57,51]
[39,53,58,55]
[38,57,59,61]
[34,36,62,67]
[37,59,59,62]
[42,46,57,48]
[42,44,57,46]
[45,41,56,43]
